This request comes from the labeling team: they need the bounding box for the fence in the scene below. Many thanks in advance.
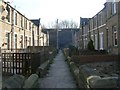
[2,47,57,76]
[2,53,41,76]
[1,49,25,53]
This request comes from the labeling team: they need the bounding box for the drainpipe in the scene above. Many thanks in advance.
[106,27,109,52]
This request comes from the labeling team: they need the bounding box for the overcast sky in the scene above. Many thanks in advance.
[5,0,106,27]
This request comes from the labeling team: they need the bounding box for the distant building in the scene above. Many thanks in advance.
[43,28,79,49]
[78,18,90,49]
[0,0,47,51]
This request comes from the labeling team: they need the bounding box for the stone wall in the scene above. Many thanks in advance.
[66,56,119,88]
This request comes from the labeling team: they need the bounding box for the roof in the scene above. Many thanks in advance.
[30,19,40,26]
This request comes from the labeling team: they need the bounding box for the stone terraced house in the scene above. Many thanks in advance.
[77,1,120,55]
[0,0,48,52]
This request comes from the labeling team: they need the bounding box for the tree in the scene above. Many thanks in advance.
[49,19,78,29]
[59,20,78,28]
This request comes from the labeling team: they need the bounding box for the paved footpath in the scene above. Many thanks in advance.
[38,50,76,88]
[0,55,2,89]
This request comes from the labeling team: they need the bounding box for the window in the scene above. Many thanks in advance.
[112,0,117,15]
[113,26,117,46]
[11,10,14,23]
[91,19,93,29]
[14,34,17,49]
[93,16,97,28]
[91,35,94,42]
[15,13,17,25]
[24,18,25,28]
[29,22,31,31]
[29,37,31,46]
[6,6,10,22]
[25,19,27,29]
[15,12,17,25]
[99,13,103,26]
[34,27,37,35]
[99,32,104,50]
[83,27,85,35]
[20,35,23,48]
[6,32,10,49]
[25,36,27,48]
[14,11,17,25]
[95,34,98,50]
[20,16,23,28]
[24,18,27,29]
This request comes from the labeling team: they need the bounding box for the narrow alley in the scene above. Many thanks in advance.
[38,50,76,88]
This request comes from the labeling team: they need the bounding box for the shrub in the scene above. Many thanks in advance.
[69,45,79,56]
[87,39,94,51]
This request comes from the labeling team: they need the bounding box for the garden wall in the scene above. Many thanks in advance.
[71,55,119,65]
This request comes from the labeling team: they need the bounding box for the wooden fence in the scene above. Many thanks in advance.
[2,53,41,76]
[1,47,57,76]
[1,49,26,53]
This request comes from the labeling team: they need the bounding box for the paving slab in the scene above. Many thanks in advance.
[39,50,76,88]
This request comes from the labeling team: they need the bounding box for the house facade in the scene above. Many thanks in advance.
[0,0,48,52]
[78,1,120,55]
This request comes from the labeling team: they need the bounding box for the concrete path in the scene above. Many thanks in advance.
[38,50,76,88]
[0,54,2,89]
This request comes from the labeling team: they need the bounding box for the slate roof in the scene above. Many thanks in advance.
[30,19,40,26]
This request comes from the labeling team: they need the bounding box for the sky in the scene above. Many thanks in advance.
[4,0,106,27]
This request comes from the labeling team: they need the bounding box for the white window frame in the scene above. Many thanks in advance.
[99,32,104,50]
[20,16,23,28]
[14,10,17,25]
[95,34,98,50]
[112,0,117,15]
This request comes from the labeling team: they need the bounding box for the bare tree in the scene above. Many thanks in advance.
[58,20,78,28]
[69,20,78,28]
[47,19,78,29]
[41,24,47,29]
